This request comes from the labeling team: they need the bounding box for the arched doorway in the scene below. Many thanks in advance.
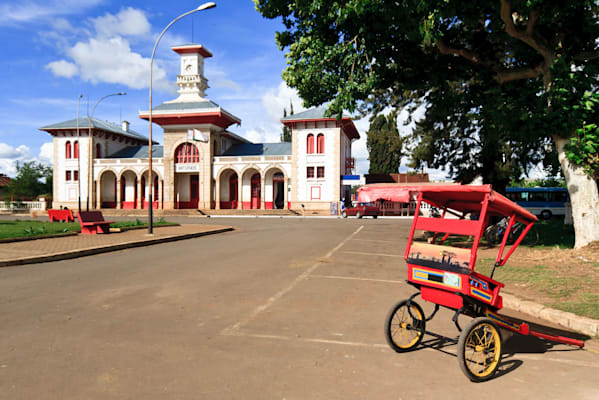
[251,173,261,209]
[264,168,286,209]
[100,171,117,208]
[141,173,160,209]
[241,168,261,210]
[229,175,238,209]
[120,170,137,209]
[174,142,200,209]
[218,169,239,209]
[273,172,285,209]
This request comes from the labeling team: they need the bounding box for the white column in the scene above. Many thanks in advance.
[116,178,122,209]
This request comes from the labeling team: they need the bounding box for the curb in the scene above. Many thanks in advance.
[502,293,599,338]
[0,227,234,268]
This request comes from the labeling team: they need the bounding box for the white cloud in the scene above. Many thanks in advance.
[0,144,31,177]
[45,60,79,78]
[0,143,53,177]
[43,7,170,92]
[56,36,169,90]
[262,82,306,123]
[92,7,150,38]
[0,143,29,159]
[0,0,103,26]
[244,128,280,144]
[39,142,53,164]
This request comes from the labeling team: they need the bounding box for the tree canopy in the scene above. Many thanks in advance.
[255,0,599,247]
[367,113,403,174]
[7,162,52,200]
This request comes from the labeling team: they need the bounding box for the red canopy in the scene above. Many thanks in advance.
[358,184,537,222]
[357,184,429,203]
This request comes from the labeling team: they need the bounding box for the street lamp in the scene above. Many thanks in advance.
[87,92,127,211]
[147,2,216,234]
[76,94,83,215]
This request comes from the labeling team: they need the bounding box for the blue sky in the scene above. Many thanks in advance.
[0,0,447,180]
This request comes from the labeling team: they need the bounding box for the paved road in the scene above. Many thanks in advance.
[1,218,598,399]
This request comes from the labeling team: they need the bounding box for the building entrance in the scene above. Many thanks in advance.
[251,173,261,209]
[190,176,199,209]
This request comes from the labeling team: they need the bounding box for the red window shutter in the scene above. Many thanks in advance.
[307,134,314,154]
[317,134,325,153]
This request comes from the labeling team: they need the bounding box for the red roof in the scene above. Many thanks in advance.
[0,175,11,187]
[171,44,212,58]
[139,111,240,129]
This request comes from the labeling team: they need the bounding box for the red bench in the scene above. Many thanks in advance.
[48,209,75,222]
[77,211,114,234]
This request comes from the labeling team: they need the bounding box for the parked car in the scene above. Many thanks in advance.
[341,202,379,219]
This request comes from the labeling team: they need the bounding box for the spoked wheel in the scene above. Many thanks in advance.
[457,317,502,382]
[384,300,425,352]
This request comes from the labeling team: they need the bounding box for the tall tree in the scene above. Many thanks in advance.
[280,101,295,142]
[281,107,292,142]
[7,161,52,199]
[367,114,403,174]
[255,0,599,248]
[408,76,559,193]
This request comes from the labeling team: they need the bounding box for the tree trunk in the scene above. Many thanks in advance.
[554,135,599,248]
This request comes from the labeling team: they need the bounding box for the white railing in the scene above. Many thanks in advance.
[0,201,47,211]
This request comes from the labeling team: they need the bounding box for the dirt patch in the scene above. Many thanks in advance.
[477,242,599,320]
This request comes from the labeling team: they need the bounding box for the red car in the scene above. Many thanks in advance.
[341,202,379,219]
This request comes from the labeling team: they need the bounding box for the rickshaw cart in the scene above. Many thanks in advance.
[383,185,584,382]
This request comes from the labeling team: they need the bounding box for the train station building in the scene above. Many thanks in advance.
[40,44,359,212]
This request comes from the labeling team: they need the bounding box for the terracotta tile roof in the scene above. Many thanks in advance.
[0,175,11,187]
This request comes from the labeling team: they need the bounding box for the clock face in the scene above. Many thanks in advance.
[185,64,193,72]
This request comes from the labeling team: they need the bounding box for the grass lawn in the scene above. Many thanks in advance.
[0,219,178,240]
[421,218,598,321]
[0,220,80,239]
[477,219,598,321]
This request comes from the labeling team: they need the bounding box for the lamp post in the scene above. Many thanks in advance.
[76,94,83,215]
[87,92,126,211]
[147,2,216,234]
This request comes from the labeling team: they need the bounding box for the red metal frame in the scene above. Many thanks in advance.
[402,185,583,348]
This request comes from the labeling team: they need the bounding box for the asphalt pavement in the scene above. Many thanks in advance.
[0,217,597,399]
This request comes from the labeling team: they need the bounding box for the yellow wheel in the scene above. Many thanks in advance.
[384,300,425,352]
[458,317,502,382]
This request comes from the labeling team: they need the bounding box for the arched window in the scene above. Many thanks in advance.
[316,134,325,154]
[175,142,199,163]
[306,134,314,154]
[74,141,79,159]
[65,141,72,159]
[96,143,102,158]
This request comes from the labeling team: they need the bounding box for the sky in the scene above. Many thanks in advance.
[0,0,447,180]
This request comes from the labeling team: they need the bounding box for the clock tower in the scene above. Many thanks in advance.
[170,44,212,102]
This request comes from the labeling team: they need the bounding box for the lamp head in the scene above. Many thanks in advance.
[118,92,127,96]
[197,2,216,11]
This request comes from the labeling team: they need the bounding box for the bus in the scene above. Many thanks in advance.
[505,187,570,220]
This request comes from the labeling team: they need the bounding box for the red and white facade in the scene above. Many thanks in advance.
[41,44,358,212]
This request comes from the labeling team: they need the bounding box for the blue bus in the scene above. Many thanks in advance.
[505,187,570,220]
